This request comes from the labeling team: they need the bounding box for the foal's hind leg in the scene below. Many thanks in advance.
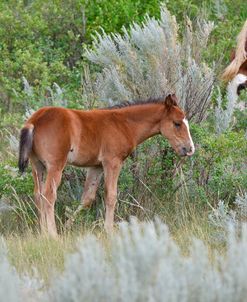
[41,166,64,237]
[82,167,103,208]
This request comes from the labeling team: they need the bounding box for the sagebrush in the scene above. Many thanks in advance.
[86,7,215,122]
[3,219,247,301]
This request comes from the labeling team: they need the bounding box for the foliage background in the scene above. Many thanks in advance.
[0,1,246,299]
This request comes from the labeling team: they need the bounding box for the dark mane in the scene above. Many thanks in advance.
[102,96,168,110]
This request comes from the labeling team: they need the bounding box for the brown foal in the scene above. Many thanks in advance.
[18,94,195,237]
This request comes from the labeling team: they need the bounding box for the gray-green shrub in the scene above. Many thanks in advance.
[86,7,215,122]
[48,219,247,302]
[3,219,247,301]
[0,240,42,302]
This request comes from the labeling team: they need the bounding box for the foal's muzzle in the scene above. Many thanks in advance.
[180,146,194,157]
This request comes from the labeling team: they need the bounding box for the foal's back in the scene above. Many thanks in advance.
[26,106,133,168]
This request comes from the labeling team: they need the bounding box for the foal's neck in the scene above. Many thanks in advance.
[119,103,165,145]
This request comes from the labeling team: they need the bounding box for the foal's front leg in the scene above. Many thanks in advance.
[103,159,122,233]
[81,167,103,208]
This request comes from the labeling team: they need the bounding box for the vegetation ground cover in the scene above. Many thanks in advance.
[0,1,246,300]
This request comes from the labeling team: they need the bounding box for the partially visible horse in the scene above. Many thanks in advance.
[222,20,247,107]
[18,94,195,237]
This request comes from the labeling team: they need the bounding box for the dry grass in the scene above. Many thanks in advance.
[4,207,218,283]
[6,232,77,283]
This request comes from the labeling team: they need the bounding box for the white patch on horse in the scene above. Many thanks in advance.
[183,118,195,155]
[227,73,247,110]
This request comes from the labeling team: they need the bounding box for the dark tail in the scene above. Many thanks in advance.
[18,124,34,173]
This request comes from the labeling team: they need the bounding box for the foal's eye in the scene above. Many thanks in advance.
[173,122,181,128]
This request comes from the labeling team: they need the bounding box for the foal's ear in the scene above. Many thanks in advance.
[165,93,178,108]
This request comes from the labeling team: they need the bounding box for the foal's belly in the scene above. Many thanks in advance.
[66,147,101,167]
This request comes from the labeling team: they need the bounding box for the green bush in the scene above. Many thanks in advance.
[182,125,247,203]
[0,163,33,198]
[0,1,246,235]
[0,0,162,112]
[1,0,247,112]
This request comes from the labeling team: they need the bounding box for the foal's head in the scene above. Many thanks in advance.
[160,94,195,157]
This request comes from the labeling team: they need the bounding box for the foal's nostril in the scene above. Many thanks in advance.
[182,147,187,155]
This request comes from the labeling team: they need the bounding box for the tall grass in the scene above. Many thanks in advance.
[6,233,77,284]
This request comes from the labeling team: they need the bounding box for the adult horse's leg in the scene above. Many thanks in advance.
[31,159,46,230]
[41,166,64,237]
[81,167,103,208]
[103,159,122,233]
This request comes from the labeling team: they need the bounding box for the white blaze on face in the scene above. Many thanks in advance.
[183,118,195,156]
